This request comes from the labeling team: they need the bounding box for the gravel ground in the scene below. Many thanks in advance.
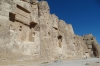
[39,58,100,66]
[0,58,100,66]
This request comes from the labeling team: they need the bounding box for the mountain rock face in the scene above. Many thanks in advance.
[0,0,100,61]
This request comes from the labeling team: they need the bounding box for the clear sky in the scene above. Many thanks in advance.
[45,0,100,44]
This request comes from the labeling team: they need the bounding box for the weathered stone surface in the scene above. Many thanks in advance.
[0,0,100,61]
[30,0,38,4]
[73,35,87,58]
[88,45,92,49]
[82,34,100,57]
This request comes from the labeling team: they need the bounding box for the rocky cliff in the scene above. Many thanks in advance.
[0,0,100,61]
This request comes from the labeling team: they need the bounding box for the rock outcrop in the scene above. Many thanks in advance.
[0,0,100,61]
[82,34,100,57]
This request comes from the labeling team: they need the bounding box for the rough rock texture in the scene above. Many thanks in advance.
[82,34,100,58]
[0,0,100,61]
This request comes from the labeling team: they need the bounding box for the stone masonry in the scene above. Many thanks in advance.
[0,0,100,61]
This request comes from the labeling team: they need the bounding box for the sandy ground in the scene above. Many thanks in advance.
[0,58,100,66]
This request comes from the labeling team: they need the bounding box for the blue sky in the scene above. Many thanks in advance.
[45,0,100,44]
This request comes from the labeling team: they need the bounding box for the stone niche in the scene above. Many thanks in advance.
[29,22,37,42]
[9,4,37,42]
[58,35,62,48]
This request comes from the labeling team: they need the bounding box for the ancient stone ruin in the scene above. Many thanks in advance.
[0,0,100,61]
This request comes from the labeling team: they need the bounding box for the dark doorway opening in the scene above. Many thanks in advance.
[58,35,62,48]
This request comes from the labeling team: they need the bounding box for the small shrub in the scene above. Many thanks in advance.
[42,62,49,64]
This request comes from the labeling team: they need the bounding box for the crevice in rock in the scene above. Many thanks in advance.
[53,27,58,30]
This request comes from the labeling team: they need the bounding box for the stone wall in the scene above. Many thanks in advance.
[0,0,100,61]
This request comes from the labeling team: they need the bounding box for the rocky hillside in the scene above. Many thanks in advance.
[0,0,100,61]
